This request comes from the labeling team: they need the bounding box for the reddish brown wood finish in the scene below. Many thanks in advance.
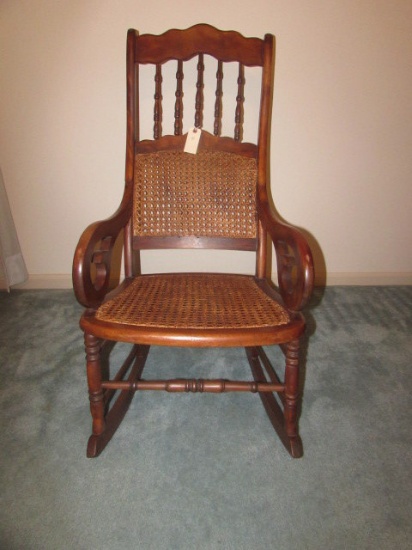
[101,379,285,393]
[135,130,258,156]
[132,235,257,251]
[72,24,315,459]
[153,64,162,139]
[247,346,303,458]
[80,304,306,349]
[214,60,223,136]
[234,63,245,142]
[133,24,264,65]
[174,61,184,135]
[195,54,204,129]
[87,344,150,457]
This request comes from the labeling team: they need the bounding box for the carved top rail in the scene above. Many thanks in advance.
[131,25,270,142]
[134,24,265,66]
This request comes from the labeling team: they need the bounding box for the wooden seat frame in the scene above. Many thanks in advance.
[73,24,314,458]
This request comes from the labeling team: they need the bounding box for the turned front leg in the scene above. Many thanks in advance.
[284,339,301,440]
[85,333,105,436]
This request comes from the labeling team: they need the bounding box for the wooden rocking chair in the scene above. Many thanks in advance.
[73,24,314,458]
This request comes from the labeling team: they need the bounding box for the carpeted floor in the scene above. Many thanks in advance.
[0,286,411,549]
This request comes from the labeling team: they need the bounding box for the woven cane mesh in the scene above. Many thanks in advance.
[133,151,258,239]
[95,274,290,329]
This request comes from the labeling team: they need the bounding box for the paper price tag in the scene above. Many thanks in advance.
[184,127,201,154]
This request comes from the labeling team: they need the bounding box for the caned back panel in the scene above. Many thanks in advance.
[133,150,258,241]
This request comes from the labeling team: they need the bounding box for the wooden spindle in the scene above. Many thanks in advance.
[174,60,184,135]
[194,54,204,128]
[234,63,245,142]
[153,64,162,139]
[101,378,284,394]
[214,60,223,136]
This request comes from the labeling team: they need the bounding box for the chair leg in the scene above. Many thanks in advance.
[85,334,105,431]
[84,333,106,457]
[283,339,303,458]
[246,342,303,458]
[84,333,150,457]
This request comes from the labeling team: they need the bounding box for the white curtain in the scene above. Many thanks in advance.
[0,167,28,291]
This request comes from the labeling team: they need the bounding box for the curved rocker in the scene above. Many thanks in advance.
[86,341,150,458]
[246,345,303,458]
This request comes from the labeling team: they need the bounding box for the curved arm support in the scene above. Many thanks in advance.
[258,203,314,311]
[72,203,131,309]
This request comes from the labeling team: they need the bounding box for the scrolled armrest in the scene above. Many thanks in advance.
[259,204,314,311]
[72,205,131,308]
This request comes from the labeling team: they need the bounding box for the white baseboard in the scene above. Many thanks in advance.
[317,272,412,286]
[0,274,73,290]
[1,272,411,291]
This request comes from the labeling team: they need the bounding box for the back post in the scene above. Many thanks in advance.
[124,29,140,278]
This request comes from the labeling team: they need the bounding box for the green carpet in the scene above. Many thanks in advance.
[0,286,411,549]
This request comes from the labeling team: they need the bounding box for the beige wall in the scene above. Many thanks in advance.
[1,0,411,287]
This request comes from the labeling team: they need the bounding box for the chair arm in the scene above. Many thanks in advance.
[72,205,131,308]
[258,204,314,311]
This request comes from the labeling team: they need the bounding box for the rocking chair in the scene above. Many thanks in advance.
[73,24,314,458]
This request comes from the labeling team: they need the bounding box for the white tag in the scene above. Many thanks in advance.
[184,127,201,154]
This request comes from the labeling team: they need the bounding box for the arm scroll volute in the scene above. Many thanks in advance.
[258,203,314,311]
[72,204,131,309]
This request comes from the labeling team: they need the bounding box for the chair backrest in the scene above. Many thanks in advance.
[123,24,275,270]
